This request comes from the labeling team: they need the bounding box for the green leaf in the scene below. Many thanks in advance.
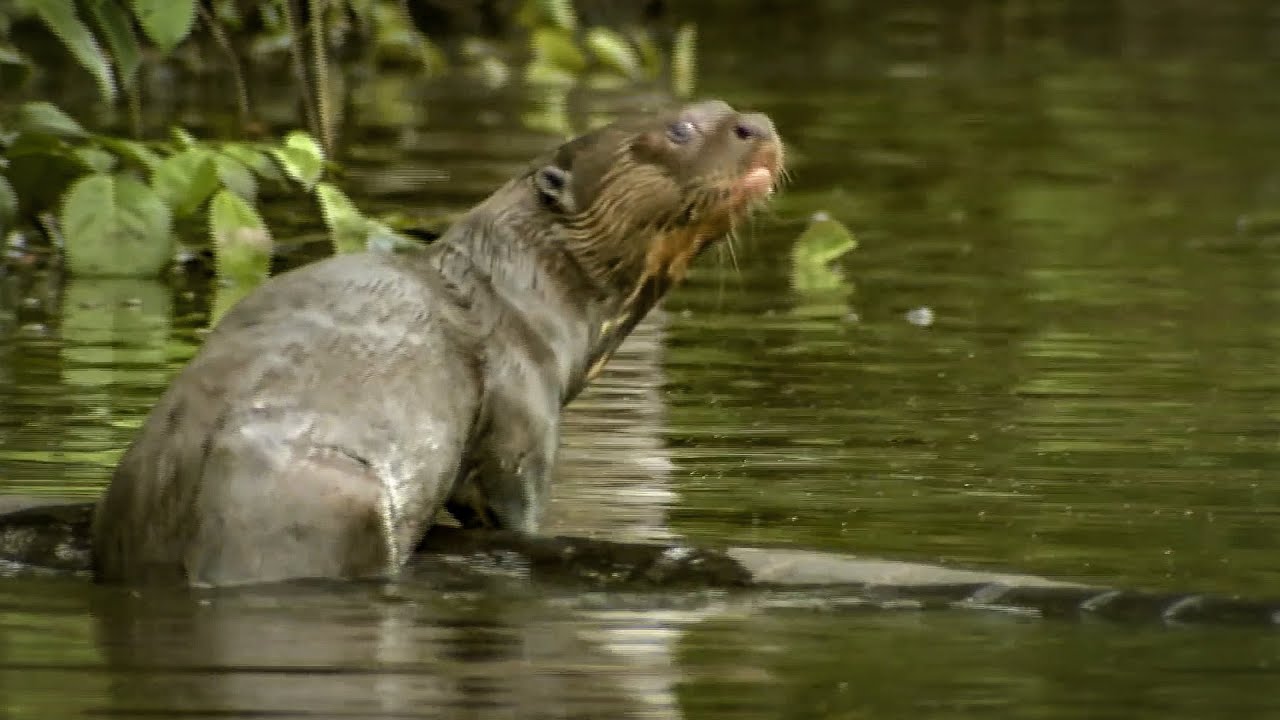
[95,137,162,172]
[170,127,197,147]
[529,27,586,74]
[534,0,577,31]
[790,213,858,294]
[209,188,272,287]
[315,182,370,254]
[584,28,643,80]
[672,23,697,99]
[214,153,257,201]
[74,146,118,173]
[0,174,17,237]
[315,182,409,255]
[151,147,219,217]
[268,131,325,190]
[33,0,117,102]
[4,133,92,217]
[87,0,143,88]
[633,31,662,75]
[129,0,197,52]
[61,173,174,277]
[222,143,284,183]
[0,41,30,66]
[15,101,88,139]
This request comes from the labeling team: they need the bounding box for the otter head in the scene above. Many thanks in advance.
[529,100,782,385]
[536,99,783,302]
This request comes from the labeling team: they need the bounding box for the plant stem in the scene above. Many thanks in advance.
[283,0,321,147]
[198,3,252,130]
[309,0,334,156]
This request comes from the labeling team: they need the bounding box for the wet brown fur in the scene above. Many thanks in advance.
[90,99,782,587]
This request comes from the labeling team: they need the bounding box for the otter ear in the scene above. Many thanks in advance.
[534,165,576,214]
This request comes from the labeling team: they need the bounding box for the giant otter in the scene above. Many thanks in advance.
[91,99,784,586]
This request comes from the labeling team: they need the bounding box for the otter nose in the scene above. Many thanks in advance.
[732,113,775,141]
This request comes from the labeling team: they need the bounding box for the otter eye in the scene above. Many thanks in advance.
[666,120,696,145]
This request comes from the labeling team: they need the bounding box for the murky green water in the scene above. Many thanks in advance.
[4,4,1280,718]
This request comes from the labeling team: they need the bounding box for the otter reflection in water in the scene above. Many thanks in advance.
[90,100,784,587]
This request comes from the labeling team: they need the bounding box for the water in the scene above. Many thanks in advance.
[4,3,1280,717]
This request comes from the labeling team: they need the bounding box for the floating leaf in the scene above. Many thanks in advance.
[584,28,643,80]
[15,101,88,139]
[790,212,858,294]
[33,0,116,102]
[129,0,198,52]
[209,189,272,287]
[268,131,325,190]
[88,0,142,88]
[0,174,16,237]
[672,23,697,98]
[151,147,219,217]
[214,153,257,201]
[61,173,174,277]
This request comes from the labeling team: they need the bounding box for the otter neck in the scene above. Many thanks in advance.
[430,185,619,405]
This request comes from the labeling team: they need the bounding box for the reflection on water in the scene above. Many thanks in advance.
[4,3,1280,718]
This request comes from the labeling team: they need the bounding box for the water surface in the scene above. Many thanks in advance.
[3,4,1280,718]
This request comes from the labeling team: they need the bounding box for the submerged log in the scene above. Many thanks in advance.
[0,495,1276,627]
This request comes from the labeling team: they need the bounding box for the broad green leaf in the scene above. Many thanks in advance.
[4,133,92,216]
[61,172,174,277]
[0,174,16,237]
[522,85,572,137]
[74,146,118,173]
[316,182,371,254]
[584,28,643,80]
[535,0,576,31]
[209,189,271,287]
[214,153,257,201]
[524,58,578,88]
[151,147,219,217]
[222,143,284,183]
[268,131,325,190]
[88,0,143,88]
[0,41,29,66]
[672,23,697,98]
[529,27,586,74]
[170,127,196,147]
[633,32,662,75]
[790,212,858,294]
[33,0,116,102]
[129,0,197,51]
[15,101,88,138]
[95,137,162,172]
[315,182,409,255]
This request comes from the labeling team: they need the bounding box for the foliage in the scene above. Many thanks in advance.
[0,0,699,287]
[0,99,403,279]
[788,212,858,320]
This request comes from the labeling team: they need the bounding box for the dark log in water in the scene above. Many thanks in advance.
[0,495,1275,627]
